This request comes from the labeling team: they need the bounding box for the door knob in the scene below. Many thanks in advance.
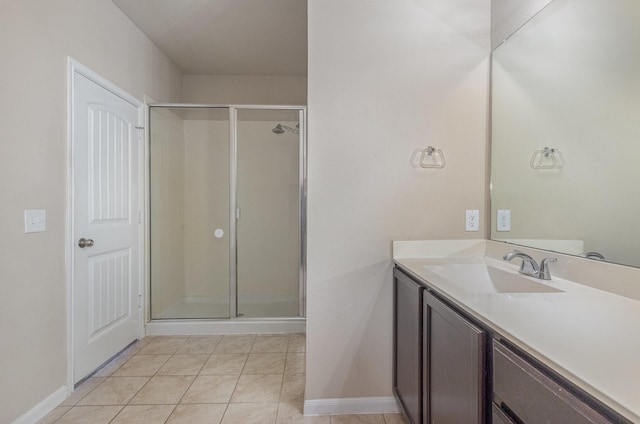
[78,238,95,248]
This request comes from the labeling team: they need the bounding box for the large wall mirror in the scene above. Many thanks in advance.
[490,0,640,268]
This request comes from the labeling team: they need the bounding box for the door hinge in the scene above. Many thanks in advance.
[135,126,144,141]
[236,208,241,219]
[138,294,142,309]
[138,211,142,224]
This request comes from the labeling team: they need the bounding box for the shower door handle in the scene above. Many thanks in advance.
[78,238,95,248]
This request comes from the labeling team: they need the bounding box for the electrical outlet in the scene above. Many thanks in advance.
[497,209,511,231]
[465,210,480,232]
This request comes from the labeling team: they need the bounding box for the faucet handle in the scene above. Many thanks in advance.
[539,258,557,280]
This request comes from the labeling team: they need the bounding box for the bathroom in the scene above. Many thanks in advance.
[2,0,639,423]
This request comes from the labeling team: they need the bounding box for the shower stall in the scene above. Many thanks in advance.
[146,105,305,333]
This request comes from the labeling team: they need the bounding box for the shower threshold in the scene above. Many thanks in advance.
[148,295,305,336]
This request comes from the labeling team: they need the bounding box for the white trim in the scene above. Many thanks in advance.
[303,397,401,416]
[146,319,306,336]
[142,95,155,326]
[11,386,68,424]
[66,57,145,388]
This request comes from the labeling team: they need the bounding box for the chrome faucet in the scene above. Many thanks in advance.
[503,250,557,280]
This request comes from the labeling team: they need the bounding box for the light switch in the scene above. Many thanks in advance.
[24,209,46,233]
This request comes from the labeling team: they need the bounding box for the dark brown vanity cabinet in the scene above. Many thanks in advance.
[393,266,628,424]
[423,289,487,424]
[393,268,423,424]
[393,268,487,424]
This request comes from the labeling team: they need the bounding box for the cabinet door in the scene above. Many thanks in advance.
[393,268,423,424]
[424,291,486,424]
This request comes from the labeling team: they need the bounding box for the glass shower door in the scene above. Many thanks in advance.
[149,107,231,319]
[235,109,302,317]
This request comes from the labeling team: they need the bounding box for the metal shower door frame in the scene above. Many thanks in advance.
[148,103,307,320]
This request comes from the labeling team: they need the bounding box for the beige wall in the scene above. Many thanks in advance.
[183,74,307,105]
[0,0,182,422]
[306,0,489,402]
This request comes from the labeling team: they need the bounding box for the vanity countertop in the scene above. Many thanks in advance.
[393,240,640,423]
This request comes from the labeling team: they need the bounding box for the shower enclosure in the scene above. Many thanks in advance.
[148,105,305,324]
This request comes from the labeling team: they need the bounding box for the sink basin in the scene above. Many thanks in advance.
[423,263,564,294]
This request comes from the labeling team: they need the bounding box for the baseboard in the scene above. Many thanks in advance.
[12,385,68,424]
[146,318,306,336]
[304,396,401,416]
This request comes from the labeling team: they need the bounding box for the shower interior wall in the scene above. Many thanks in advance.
[150,108,300,318]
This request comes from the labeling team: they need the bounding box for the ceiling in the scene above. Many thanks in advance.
[112,0,308,76]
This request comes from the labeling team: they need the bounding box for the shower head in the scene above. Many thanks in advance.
[272,123,299,135]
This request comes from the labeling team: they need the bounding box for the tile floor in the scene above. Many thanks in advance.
[38,334,407,424]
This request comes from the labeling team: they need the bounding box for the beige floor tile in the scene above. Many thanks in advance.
[243,353,287,374]
[157,354,209,375]
[118,339,151,356]
[285,353,306,374]
[93,354,130,377]
[382,413,408,424]
[176,335,223,354]
[129,375,194,405]
[36,406,72,424]
[181,375,240,404]
[78,377,149,405]
[139,336,190,355]
[231,374,283,403]
[201,354,248,375]
[111,405,175,424]
[113,354,171,376]
[215,335,256,353]
[252,336,289,353]
[330,415,385,424]
[221,402,278,424]
[56,406,123,424]
[60,377,106,406]
[287,336,306,353]
[200,353,249,375]
[280,374,305,402]
[277,403,330,424]
[167,404,228,424]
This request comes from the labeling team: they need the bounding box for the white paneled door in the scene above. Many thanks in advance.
[71,69,143,383]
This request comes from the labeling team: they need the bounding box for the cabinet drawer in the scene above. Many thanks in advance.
[493,341,611,424]
[492,403,516,424]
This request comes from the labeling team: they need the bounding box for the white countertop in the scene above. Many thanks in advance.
[393,240,640,423]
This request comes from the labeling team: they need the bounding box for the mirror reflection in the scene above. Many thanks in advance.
[490,0,640,267]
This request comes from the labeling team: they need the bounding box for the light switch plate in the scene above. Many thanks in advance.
[24,209,46,233]
[497,209,511,231]
[465,210,480,232]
